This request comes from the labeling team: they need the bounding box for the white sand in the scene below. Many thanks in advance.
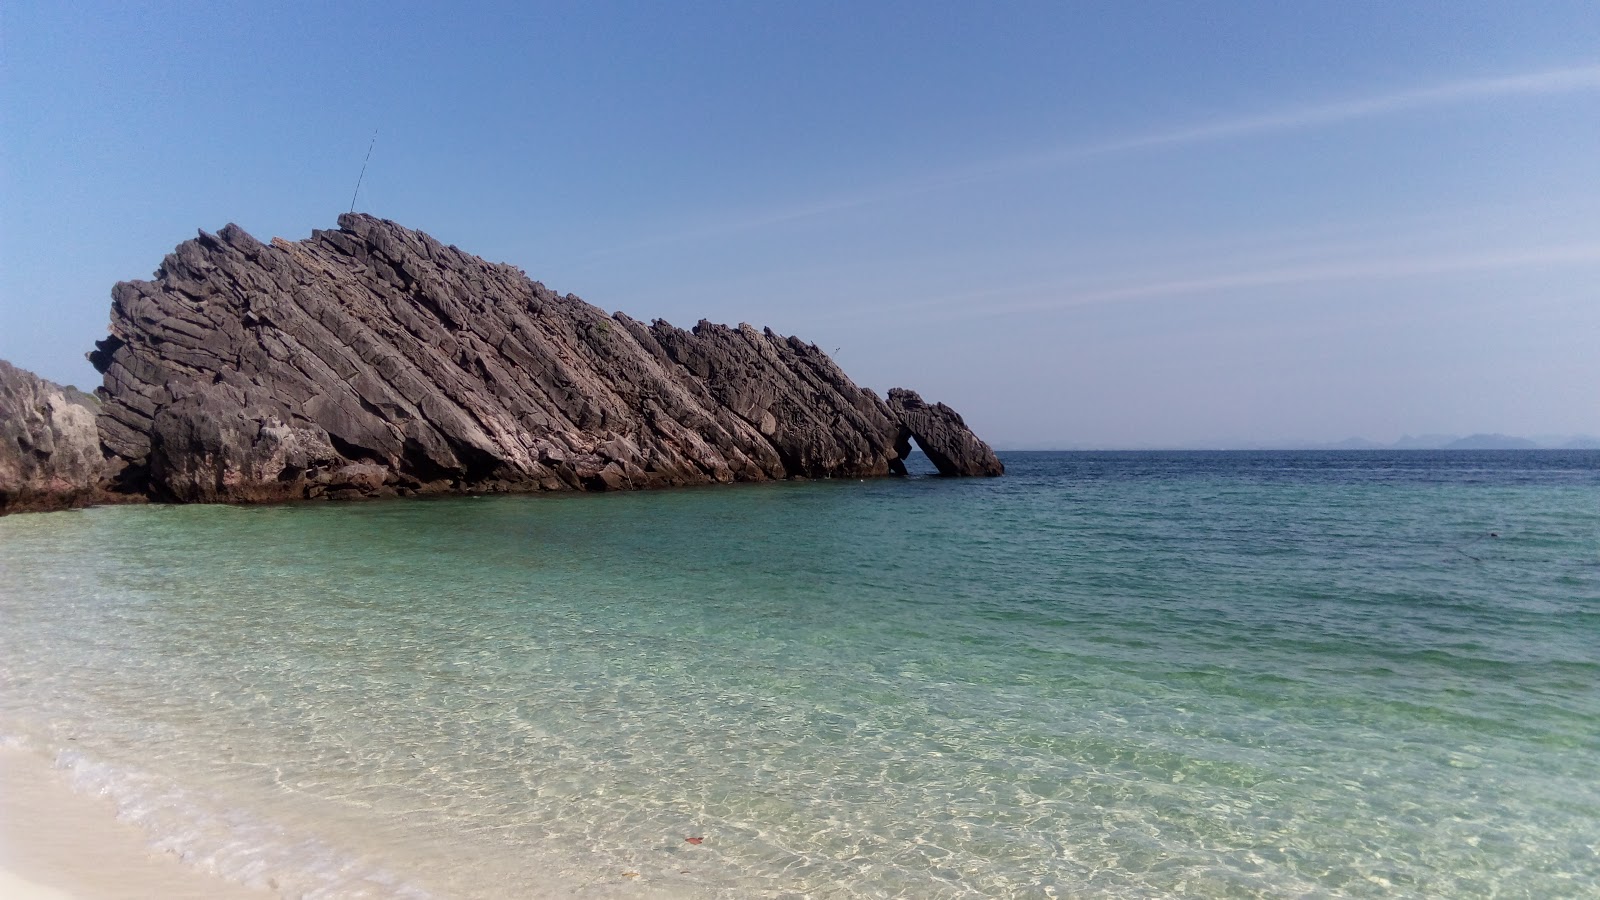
[0,867,75,900]
[0,747,269,899]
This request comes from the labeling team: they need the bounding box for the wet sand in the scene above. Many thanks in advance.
[0,747,268,900]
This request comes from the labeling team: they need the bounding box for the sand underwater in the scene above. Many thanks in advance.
[2,450,1597,898]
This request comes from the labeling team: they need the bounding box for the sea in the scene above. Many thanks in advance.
[1,451,1597,899]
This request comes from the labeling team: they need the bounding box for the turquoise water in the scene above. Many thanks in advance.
[2,451,1597,898]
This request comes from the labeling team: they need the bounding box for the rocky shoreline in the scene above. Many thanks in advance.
[1,215,1000,515]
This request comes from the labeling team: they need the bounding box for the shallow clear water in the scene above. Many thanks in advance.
[2,451,1598,898]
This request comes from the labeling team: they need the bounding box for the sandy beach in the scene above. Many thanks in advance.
[0,746,268,900]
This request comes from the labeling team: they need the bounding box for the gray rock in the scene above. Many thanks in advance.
[886,388,1005,477]
[0,360,111,513]
[86,214,1002,503]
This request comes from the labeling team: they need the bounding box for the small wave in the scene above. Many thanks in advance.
[54,748,435,899]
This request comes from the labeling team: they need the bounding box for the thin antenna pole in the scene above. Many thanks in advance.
[349,129,378,213]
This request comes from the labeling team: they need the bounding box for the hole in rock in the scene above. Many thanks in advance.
[892,433,940,477]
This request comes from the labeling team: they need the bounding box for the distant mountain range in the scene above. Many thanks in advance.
[998,433,1600,451]
[1302,433,1600,451]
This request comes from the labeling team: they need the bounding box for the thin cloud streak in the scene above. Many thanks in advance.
[879,63,1600,212]
[964,243,1600,321]
[586,64,1600,259]
[830,241,1600,324]
[1020,64,1600,166]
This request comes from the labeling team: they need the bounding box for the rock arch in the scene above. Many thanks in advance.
[886,388,1004,477]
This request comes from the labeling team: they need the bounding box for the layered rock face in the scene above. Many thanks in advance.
[89,214,1000,503]
[0,360,110,513]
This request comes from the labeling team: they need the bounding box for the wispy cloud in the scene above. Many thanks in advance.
[872,240,1600,323]
[876,62,1600,210]
[583,63,1600,260]
[1016,64,1600,166]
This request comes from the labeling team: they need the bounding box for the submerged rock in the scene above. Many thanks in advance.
[0,360,111,513]
[75,214,1001,504]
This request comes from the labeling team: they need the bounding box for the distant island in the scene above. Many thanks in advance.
[995,433,1600,452]
[1,215,1002,515]
[1280,433,1599,451]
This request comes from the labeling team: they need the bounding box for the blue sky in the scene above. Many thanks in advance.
[3,1,1597,447]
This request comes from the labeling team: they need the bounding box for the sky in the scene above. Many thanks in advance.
[3,2,1597,448]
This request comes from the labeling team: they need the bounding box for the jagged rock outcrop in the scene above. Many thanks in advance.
[86,214,1001,504]
[0,360,112,513]
[887,388,1005,477]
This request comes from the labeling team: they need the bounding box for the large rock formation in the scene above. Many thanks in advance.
[84,214,1001,504]
[0,360,111,513]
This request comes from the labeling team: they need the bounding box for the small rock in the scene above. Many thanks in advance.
[0,360,110,513]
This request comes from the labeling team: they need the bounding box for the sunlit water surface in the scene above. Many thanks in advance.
[2,451,1597,898]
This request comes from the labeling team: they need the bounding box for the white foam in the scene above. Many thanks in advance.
[54,748,435,899]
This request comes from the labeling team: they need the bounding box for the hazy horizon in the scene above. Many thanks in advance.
[3,3,1596,447]
[970,433,1600,453]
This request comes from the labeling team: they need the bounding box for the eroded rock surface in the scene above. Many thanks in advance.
[887,388,1005,478]
[0,360,110,513]
[88,214,1001,502]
